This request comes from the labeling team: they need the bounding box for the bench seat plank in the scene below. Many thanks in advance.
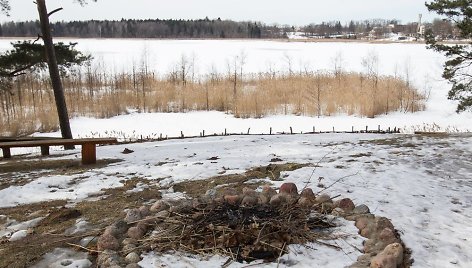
[0,138,117,165]
[0,138,117,148]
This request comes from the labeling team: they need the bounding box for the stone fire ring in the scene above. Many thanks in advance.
[96,182,410,268]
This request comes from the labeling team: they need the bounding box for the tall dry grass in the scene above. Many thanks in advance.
[0,66,425,136]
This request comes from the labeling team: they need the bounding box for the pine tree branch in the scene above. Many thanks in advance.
[47,7,63,17]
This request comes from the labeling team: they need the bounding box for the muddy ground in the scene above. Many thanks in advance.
[0,158,307,268]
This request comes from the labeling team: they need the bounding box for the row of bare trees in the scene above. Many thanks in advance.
[0,54,426,136]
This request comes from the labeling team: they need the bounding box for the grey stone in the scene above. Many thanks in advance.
[125,209,142,224]
[353,204,370,215]
[269,193,288,206]
[122,243,137,253]
[127,226,145,239]
[149,200,170,213]
[241,195,258,207]
[125,252,141,263]
[315,194,332,204]
[122,238,137,245]
[370,243,403,268]
[97,233,120,251]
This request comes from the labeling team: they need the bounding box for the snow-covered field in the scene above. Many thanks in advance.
[0,39,471,267]
[1,133,471,267]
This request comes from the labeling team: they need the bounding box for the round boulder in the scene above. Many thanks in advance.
[150,200,170,213]
[138,206,150,217]
[298,196,315,208]
[242,187,258,197]
[300,188,315,199]
[258,193,270,205]
[241,195,258,207]
[127,226,145,240]
[335,198,355,212]
[279,183,298,195]
[125,209,142,224]
[315,193,332,204]
[355,215,374,232]
[370,242,404,268]
[224,195,241,206]
[353,204,370,215]
[125,252,141,264]
[262,185,277,198]
[375,217,395,232]
[97,233,120,251]
[269,193,288,206]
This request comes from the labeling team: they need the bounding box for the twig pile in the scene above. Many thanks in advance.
[142,202,335,263]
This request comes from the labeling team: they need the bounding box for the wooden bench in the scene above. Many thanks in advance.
[0,138,118,165]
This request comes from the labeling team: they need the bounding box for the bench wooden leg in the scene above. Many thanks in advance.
[81,143,96,165]
[2,147,11,158]
[40,146,50,156]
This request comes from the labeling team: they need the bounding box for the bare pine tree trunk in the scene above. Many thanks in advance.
[37,0,74,149]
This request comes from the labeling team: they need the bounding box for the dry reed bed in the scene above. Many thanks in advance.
[0,69,424,136]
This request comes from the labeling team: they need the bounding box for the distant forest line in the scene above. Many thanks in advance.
[0,18,457,39]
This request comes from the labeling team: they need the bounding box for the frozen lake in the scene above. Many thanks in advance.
[1,38,470,133]
[0,38,443,84]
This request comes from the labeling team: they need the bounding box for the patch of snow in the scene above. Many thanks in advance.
[0,173,123,208]
[34,248,92,268]
[8,229,28,242]
[0,217,44,239]
[64,218,90,235]
[126,181,149,193]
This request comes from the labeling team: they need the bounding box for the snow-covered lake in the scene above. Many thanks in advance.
[1,38,443,86]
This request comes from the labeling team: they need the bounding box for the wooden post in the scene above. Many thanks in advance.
[40,145,50,156]
[270,127,272,135]
[378,125,381,132]
[352,126,354,133]
[290,127,293,134]
[332,127,335,133]
[1,147,11,158]
[159,133,162,140]
[181,131,184,138]
[313,126,315,133]
[225,128,227,136]
[202,130,205,137]
[366,126,368,132]
[247,128,250,135]
[81,143,96,165]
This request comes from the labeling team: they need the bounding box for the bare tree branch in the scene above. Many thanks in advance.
[47,7,63,17]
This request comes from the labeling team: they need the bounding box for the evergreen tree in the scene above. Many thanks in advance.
[0,0,97,142]
[0,41,90,78]
[426,0,472,112]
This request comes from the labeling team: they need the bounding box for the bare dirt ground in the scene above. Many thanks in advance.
[0,159,307,268]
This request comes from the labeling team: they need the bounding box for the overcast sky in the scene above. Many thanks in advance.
[2,0,436,25]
